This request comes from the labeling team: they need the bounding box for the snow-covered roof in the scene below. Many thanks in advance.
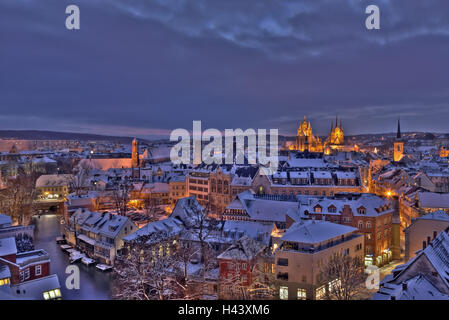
[375,229,449,300]
[281,220,357,244]
[289,171,309,179]
[32,156,57,164]
[0,237,17,257]
[300,193,393,217]
[36,174,72,188]
[418,192,449,209]
[123,216,183,242]
[15,249,50,267]
[78,158,132,171]
[0,214,12,228]
[10,274,61,300]
[70,209,134,239]
[417,211,449,222]
[222,221,275,246]
[286,158,327,168]
[0,265,11,279]
[273,172,287,179]
[140,182,169,194]
[124,196,204,242]
[335,171,356,179]
[373,275,449,300]
[313,171,332,179]
[217,236,265,261]
[231,191,300,223]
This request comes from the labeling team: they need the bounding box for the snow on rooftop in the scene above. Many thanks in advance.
[217,236,265,261]
[313,171,332,179]
[0,214,12,227]
[0,237,17,257]
[281,220,357,244]
[286,158,327,168]
[35,174,72,188]
[417,210,449,222]
[335,171,356,179]
[418,192,449,209]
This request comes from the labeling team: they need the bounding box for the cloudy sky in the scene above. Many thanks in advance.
[1,0,449,139]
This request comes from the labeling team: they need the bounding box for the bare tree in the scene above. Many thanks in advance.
[320,252,365,300]
[113,233,189,300]
[0,168,37,225]
[143,197,159,222]
[178,203,222,298]
[218,239,275,300]
[111,172,132,215]
[246,255,277,300]
[69,161,91,196]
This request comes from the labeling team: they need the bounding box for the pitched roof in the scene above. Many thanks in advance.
[217,236,265,261]
[418,192,449,209]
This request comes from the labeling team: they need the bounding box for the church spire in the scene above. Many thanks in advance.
[397,117,402,139]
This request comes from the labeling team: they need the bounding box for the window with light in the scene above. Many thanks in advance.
[279,286,289,300]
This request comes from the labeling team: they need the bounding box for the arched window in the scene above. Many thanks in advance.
[358,221,363,230]
[366,221,372,229]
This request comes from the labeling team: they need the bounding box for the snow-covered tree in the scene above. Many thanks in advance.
[111,172,132,215]
[320,252,365,300]
[15,233,34,253]
[0,168,37,225]
[69,161,91,196]
[112,232,187,300]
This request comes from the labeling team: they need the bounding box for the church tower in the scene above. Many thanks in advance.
[393,118,404,162]
[329,115,344,145]
[131,138,140,179]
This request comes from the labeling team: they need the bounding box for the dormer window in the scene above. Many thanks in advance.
[328,205,337,213]
[357,207,366,215]
[314,205,322,213]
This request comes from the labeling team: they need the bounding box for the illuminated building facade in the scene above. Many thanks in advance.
[294,116,345,153]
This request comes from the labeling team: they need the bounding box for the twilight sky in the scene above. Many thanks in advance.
[1,0,449,139]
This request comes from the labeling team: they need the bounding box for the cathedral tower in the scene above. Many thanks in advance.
[329,115,344,145]
[132,138,140,168]
[393,118,404,162]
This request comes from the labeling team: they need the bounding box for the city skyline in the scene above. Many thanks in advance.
[2,1,449,139]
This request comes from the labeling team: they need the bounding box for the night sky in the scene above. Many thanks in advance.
[1,0,449,139]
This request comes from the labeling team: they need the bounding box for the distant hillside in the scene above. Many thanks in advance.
[0,130,135,143]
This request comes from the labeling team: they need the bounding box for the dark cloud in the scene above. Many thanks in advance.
[1,0,449,139]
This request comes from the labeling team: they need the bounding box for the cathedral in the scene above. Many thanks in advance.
[294,116,345,153]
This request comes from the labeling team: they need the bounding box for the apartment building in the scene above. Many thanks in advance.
[300,193,395,266]
[275,220,364,300]
[66,208,137,265]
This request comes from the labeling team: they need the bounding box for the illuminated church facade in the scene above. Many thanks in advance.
[294,116,347,153]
